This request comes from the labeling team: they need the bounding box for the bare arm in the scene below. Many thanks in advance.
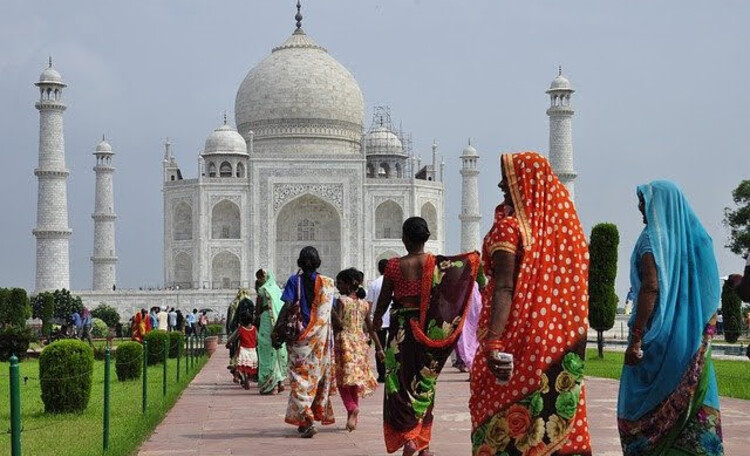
[626,252,658,365]
[488,251,517,338]
[331,299,344,333]
[364,304,384,355]
[486,250,517,382]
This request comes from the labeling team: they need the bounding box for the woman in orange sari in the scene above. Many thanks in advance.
[131,308,151,343]
[469,152,591,455]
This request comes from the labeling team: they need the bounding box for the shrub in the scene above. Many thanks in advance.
[143,330,169,365]
[0,288,31,328]
[588,223,620,358]
[38,293,55,336]
[39,340,93,413]
[168,331,184,358]
[91,318,109,338]
[115,341,143,381]
[206,324,223,336]
[91,304,121,328]
[0,326,33,360]
[722,281,743,343]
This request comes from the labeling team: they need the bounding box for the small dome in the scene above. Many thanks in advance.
[37,64,65,86]
[461,143,478,157]
[365,126,404,155]
[96,139,112,153]
[203,124,248,156]
[549,74,572,91]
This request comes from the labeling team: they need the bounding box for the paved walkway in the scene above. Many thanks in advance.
[139,352,750,456]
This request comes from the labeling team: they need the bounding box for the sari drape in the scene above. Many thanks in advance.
[383,252,480,453]
[284,273,337,427]
[470,152,591,456]
[131,312,150,343]
[257,272,288,394]
[617,181,723,456]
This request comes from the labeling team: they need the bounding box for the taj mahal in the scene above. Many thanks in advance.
[30,3,578,314]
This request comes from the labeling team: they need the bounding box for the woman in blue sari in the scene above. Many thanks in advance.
[618,181,723,456]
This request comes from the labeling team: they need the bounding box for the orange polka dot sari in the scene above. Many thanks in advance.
[469,152,592,456]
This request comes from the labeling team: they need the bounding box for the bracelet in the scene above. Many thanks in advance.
[484,339,505,351]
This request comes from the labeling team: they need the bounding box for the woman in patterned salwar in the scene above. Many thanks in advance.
[373,217,480,456]
[469,152,592,456]
[255,269,288,395]
[281,246,337,438]
[617,181,723,456]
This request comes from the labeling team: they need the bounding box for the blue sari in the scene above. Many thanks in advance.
[617,181,723,456]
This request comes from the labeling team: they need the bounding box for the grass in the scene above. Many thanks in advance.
[585,348,750,400]
[0,351,207,456]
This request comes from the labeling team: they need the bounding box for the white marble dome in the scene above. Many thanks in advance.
[38,66,65,86]
[461,143,478,157]
[96,139,112,153]
[234,29,364,148]
[365,126,404,155]
[203,123,248,156]
[549,74,572,91]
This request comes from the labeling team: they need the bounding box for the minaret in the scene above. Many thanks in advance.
[459,140,481,252]
[91,136,117,290]
[546,66,577,200]
[33,58,72,292]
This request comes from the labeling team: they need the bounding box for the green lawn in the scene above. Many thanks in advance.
[0,353,207,456]
[585,349,750,400]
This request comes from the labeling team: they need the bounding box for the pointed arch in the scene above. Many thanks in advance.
[173,202,193,241]
[421,202,438,240]
[211,251,241,289]
[211,199,241,239]
[375,200,403,239]
[174,252,193,288]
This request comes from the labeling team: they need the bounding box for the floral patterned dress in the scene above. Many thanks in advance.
[284,274,338,427]
[334,296,377,396]
[470,152,592,456]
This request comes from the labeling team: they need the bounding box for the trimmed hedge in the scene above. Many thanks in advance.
[91,304,121,328]
[206,324,223,336]
[91,318,109,338]
[0,326,33,360]
[115,341,143,381]
[168,331,184,358]
[722,281,743,343]
[143,330,169,365]
[39,340,94,413]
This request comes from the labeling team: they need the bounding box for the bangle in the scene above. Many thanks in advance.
[485,339,504,352]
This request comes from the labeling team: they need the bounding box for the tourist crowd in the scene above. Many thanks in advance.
[142,151,746,455]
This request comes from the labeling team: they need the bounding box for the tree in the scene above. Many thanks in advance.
[51,289,83,321]
[0,288,31,328]
[721,281,742,343]
[588,223,620,359]
[91,303,121,328]
[31,292,56,336]
[723,180,750,256]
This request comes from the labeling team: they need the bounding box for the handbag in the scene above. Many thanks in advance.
[271,272,305,349]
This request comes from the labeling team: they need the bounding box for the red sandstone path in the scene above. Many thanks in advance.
[138,352,750,456]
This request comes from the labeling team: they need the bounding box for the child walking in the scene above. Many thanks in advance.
[333,268,383,432]
[225,310,258,390]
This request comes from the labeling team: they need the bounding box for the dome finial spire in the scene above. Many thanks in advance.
[102,133,106,141]
[48,56,53,68]
[223,111,228,125]
[295,0,303,30]
[558,65,562,76]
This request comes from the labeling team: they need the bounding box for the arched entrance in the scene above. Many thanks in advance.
[275,194,341,278]
[212,251,241,289]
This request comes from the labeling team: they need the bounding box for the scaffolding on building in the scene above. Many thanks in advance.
[367,105,416,178]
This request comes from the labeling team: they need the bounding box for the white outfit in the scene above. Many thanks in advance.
[367,275,390,329]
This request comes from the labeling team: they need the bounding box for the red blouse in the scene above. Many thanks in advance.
[384,257,422,301]
[238,325,257,349]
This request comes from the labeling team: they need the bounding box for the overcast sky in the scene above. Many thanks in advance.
[1,1,748,298]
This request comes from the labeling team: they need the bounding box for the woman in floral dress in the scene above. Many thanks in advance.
[281,246,337,438]
[469,152,591,455]
[617,181,723,455]
[373,217,480,456]
[333,267,381,431]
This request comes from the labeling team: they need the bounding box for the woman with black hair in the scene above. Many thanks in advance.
[373,217,480,456]
[280,246,337,438]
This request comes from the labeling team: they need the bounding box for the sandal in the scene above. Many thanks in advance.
[301,425,317,438]
[403,440,417,456]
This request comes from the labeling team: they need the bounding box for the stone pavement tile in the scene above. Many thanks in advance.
[140,351,750,455]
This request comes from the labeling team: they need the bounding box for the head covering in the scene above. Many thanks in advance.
[259,270,285,319]
[618,180,720,420]
[472,152,590,430]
